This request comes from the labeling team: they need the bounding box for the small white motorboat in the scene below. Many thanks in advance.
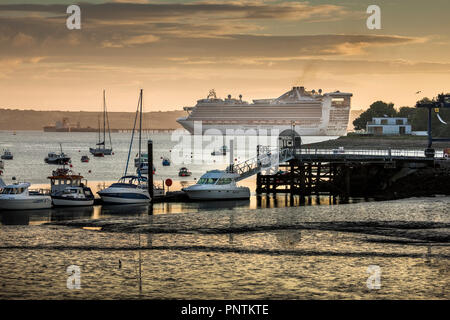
[182,170,250,200]
[0,182,52,210]
[98,175,151,204]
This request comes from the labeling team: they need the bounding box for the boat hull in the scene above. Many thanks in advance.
[0,197,52,210]
[52,197,94,207]
[99,194,150,204]
[90,148,112,155]
[45,158,70,165]
[98,188,151,204]
[184,188,250,200]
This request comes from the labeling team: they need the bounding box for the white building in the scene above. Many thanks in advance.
[366,117,412,135]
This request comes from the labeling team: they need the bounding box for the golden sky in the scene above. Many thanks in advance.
[0,0,449,112]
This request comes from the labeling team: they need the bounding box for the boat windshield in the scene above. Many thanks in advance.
[63,189,79,194]
[197,178,218,184]
[1,187,25,194]
[216,178,233,185]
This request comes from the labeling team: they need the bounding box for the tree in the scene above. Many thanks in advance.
[353,101,397,130]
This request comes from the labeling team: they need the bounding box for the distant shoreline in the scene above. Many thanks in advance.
[0,108,185,131]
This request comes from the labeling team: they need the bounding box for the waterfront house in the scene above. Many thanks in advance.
[366,117,412,135]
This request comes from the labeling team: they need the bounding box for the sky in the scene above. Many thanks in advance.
[0,0,449,112]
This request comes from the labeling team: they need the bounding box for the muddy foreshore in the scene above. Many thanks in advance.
[46,197,450,245]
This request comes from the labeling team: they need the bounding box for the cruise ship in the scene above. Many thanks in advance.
[176,86,352,136]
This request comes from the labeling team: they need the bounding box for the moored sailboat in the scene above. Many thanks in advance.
[90,90,113,156]
[98,89,151,204]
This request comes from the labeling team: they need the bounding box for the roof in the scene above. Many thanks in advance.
[4,182,30,189]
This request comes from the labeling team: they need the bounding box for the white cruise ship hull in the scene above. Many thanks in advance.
[0,196,52,210]
[177,119,346,136]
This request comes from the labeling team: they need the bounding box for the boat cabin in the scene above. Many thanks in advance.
[1,182,30,195]
[196,170,238,186]
[48,171,85,195]
[110,175,147,189]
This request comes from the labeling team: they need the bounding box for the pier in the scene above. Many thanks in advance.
[228,131,450,201]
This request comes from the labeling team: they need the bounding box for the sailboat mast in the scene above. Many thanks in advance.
[103,90,106,146]
[97,116,101,143]
[139,89,143,164]
[124,91,141,176]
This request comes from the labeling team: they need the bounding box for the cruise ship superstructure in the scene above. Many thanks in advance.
[176,86,352,136]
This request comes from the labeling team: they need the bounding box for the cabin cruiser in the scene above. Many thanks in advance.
[136,162,156,175]
[48,168,94,207]
[182,170,250,200]
[45,152,71,164]
[98,175,151,204]
[1,149,13,160]
[0,182,52,210]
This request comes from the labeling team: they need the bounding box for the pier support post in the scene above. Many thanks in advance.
[148,139,154,200]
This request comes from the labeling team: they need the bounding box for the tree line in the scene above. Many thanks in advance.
[353,98,450,137]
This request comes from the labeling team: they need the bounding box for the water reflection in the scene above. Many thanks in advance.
[101,204,150,217]
[0,194,372,226]
[0,206,96,225]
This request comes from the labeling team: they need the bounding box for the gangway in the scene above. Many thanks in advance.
[228,146,294,181]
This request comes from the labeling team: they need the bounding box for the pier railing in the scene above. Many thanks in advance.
[295,148,444,159]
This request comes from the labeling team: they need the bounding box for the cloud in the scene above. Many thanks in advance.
[0,1,348,24]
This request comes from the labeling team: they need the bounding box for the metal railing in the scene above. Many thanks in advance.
[296,148,444,158]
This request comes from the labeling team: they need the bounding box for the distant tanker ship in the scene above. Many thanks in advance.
[177,86,352,136]
[43,118,117,132]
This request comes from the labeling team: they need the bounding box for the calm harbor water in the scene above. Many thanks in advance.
[0,131,448,299]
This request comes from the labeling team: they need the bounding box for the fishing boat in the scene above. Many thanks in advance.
[89,90,113,156]
[1,149,13,160]
[81,155,90,163]
[178,167,192,177]
[0,182,52,210]
[48,167,95,207]
[182,170,250,200]
[98,89,151,204]
[44,152,70,164]
[45,143,70,165]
